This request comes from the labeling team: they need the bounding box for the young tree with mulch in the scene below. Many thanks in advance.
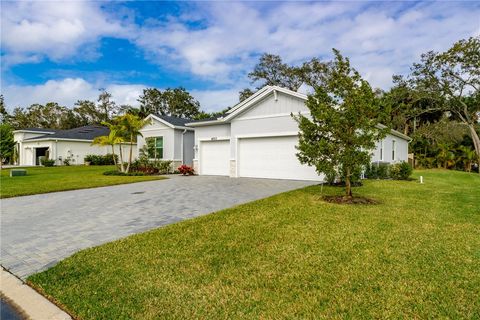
[293,49,390,199]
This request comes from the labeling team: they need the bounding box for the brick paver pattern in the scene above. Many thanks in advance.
[1,176,315,279]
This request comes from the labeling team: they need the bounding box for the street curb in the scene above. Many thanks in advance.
[0,267,71,320]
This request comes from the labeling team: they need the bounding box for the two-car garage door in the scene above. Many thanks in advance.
[199,135,322,181]
[238,135,321,181]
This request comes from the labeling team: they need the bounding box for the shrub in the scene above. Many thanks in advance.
[365,163,390,179]
[390,162,412,180]
[103,170,145,176]
[84,154,118,165]
[63,158,71,166]
[156,160,172,174]
[130,158,172,175]
[42,159,55,167]
[178,164,194,175]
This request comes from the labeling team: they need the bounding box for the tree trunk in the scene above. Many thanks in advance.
[345,167,352,198]
[118,144,125,172]
[468,124,480,171]
[469,126,480,155]
[111,145,117,168]
[126,136,133,173]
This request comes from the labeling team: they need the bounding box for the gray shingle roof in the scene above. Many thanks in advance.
[154,114,191,127]
[24,125,109,141]
[17,128,59,133]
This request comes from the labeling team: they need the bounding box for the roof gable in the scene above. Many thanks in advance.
[144,114,193,130]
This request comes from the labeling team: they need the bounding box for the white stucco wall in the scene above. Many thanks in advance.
[137,118,194,164]
[138,119,175,160]
[17,139,137,166]
[371,133,409,163]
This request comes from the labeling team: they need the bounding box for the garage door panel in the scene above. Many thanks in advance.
[238,136,322,181]
[200,140,230,176]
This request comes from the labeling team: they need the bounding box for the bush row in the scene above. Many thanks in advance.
[130,158,173,175]
[84,154,118,165]
[364,162,412,180]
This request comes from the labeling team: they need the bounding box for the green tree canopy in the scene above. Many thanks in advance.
[400,36,480,162]
[138,87,200,119]
[294,49,390,197]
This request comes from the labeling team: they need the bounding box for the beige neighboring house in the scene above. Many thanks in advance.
[13,125,136,166]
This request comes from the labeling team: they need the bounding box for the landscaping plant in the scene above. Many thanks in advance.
[178,164,194,175]
[42,159,55,167]
[293,49,390,199]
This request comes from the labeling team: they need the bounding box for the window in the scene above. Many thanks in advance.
[146,136,163,159]
[379,141,384,161]
[392,140,396,160]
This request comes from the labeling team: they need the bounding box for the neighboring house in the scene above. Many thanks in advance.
[13,125,136,166]
[187,86,410,181]
[137,114,195,169]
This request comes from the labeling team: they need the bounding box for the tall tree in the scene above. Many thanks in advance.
[247,53,303,91]
[138,87,200,118]
[10,102,72,129]
[238,88,254,102]
[73,100,102,125]
[0,95,10,124]
[97,89,119,123]
[403,37,480,163]
[138,88,163,117]
[0,123,15,165]
[293,49,390,198]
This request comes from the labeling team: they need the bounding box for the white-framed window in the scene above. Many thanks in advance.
[379,140,384,161]
[392,140,396,161]
[145,136,164,159]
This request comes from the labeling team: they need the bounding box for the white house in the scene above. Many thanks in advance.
[137,114,195,168]
[14,125,136,166]
[187,86,410,181]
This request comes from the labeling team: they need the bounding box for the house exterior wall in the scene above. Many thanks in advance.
[192,124,231,160]
[371,133,409,163]
[182,131,195,166]
[137,119,175,160]
[17,140,137,166]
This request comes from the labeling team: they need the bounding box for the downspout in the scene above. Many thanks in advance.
[181,129,187,164]
[55,139,58,165]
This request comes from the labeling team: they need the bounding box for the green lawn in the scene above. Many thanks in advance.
[28,170,480,319]
[0,166,164,198]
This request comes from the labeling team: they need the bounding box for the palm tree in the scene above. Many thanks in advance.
[116,114,149,173]
[459,146,477,173]
[93,123,126,172]
[436,143,455,169]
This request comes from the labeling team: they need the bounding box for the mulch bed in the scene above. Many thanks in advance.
[322,195,378,205]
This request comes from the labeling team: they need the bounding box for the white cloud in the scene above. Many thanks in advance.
[191,88,242,113]
[2,78,145,109]
[1,2,479,112]
[133,1,480,88]
[1,1,132,65]
[2,78,239,113]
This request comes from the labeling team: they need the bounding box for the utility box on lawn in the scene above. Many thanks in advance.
[10,169,27,177]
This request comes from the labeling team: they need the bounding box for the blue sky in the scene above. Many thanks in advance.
[1,1,479,112]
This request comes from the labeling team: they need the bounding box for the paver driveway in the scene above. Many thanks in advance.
[1,176,316,279]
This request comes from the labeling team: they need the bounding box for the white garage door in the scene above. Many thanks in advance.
[200,139,230,176]
[238,135,322,181]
